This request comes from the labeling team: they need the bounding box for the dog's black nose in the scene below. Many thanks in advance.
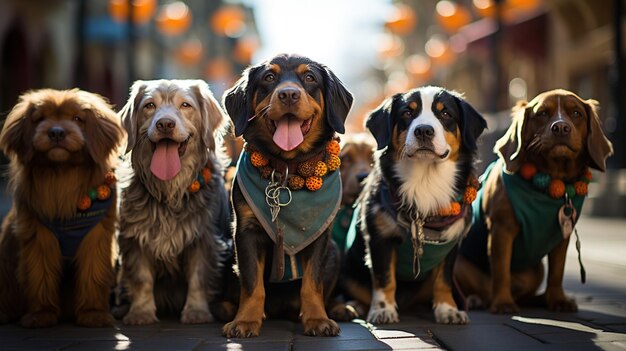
[414,125,435,140]
[277,87,300,105]
[48,127,66,142]
[551,121,571,137]
[156,118,176,134]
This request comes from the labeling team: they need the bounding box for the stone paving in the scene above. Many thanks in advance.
[1,216,625,350]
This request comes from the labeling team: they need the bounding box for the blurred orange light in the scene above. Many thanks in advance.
[109,0,156,24]
[377,33,405,59]
[405,54,432,82]
[436,0,471,33]
[234,36,260,64]
[175,38,203,66]
[211,5,246,37]
[385,3,417,35]
[472,0,494,17]
[425,36,455,66]
[156,1,192,37]
[205,57,232,82]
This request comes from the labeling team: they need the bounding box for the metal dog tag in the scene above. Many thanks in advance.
[558,200,577,240]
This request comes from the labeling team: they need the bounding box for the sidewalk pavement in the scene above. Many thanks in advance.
[1,215,625,351]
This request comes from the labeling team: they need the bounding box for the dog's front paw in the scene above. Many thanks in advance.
[328,303,360,322]
[181,308,213,324]
[303,318,340,337]
[76,310,114,327]
[223,320,262,338]
[366,302,399,324]
[490,297,520,314]
[20,311,58,328]
[123,310,158,325]
[547,294,578,312]
[434,303,469,324]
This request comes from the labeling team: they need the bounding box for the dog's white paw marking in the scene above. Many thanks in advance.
[367,289,399,324]
[433,302,469,324]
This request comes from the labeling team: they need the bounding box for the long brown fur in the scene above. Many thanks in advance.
[0,89,124,327]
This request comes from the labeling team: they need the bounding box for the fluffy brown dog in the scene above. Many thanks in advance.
[455,89,613,313]
[116,79,231,325]
[222,54,353,337]
[0,89,124,327]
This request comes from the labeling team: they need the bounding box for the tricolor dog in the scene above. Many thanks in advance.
[339,86,487,324]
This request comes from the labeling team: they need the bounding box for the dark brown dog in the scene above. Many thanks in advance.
[0,89,124,327]
[455,89,613,313]
[222,54,353,337]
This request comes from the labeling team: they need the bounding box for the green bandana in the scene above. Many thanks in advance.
[461,160,585,272]
[236,151,341,281]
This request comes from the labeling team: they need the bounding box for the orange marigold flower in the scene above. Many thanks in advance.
[250,151,269,168]
[438,205,452,217]
[450,202,461,216]
[105,172,116,185]
[305,176,323,191]
[463,187,477,204]
[97,185,111,200]
[188,180,201,193]
[326,155,341,171]
[583,168,593,182]
[314,161,328,177]
[520,163,537,180]
[77,196,92,211]
[574,181,588,196]
[326,140,341,156]
[298,161,316,177]
[288,175,305,190]
[548,179,565,198]
[201,167,212,183]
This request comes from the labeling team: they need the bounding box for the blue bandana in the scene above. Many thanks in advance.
[41,191,115,258]
[236,151,341,281]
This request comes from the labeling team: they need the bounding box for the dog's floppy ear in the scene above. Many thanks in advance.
[583,99,613,171]
[320,64,353,134]
[191,80,229,151]
[78,90,125,165]
[495,100,528,174]
[0,93,36,163]
[365,94,401,150]
[119,81,147,153]
[223,65,262,137]
[455,96,487,152]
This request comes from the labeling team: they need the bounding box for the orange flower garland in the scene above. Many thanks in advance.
[436,176,479,217]
[248,139,341,192]
[188,164,213,193]
[77,171,116,211]
[519,162,590,199]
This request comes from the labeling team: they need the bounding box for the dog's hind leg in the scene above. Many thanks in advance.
[181,242,213,324]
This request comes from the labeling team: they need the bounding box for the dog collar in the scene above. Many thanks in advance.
[187,164,213,193]
[517,162,591,199]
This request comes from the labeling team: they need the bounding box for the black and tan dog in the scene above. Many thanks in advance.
[455,89,613,314]
[340,86,487,324]
[222,54,353,337]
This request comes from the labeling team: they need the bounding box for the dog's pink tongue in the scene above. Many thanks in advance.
[150,140,181,181]
[272,116,303,151]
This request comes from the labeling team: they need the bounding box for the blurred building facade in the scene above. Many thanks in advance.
[0,0,259,113]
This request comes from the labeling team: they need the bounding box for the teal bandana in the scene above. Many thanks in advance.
[41,191,114,258]
[461,160,585,272]
[236,151,341,281]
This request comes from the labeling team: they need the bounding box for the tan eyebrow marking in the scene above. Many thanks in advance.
[436,102,444,111]
[409,101,418,110]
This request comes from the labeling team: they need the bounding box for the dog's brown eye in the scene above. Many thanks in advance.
[73,116,83,122]
[305,74,315,83]
[181,102,192,109]
[440,111,451,119]
[536,110,549,118]
[403,111,412,118]
[264,73,275,82]
[572,110,582,118]
[144,102,156,109]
